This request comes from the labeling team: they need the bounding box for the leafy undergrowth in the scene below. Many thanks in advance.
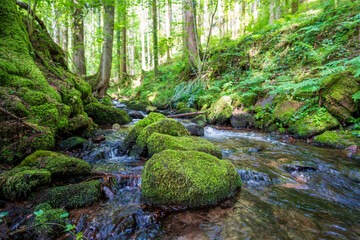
[112,0,360,132]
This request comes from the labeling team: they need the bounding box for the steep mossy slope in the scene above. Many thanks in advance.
[114,1,360,138]
[0,0,95,164]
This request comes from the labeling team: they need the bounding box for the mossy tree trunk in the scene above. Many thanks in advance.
[92,0,115,98]
[291,0,299,14]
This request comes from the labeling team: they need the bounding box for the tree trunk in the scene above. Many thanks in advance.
[152,0,158,78]
[166,0,172,61]
[269,2,275,24]
[291,0,299,14]
[184,0,200,68]
[92,0,115,98]
[62,17,69,62]
[121,0,127,80]
[72,0,86,76]
[141,0,146,70]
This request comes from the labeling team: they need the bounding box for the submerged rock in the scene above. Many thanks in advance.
[19,150,91,177]
[191,114,207,127]
[131,119,189,157]
[142,150,241,208]
[343,145,358,158]
[58,136,89,150]
[45,180,101,208]
[207,96,233,125]
[146,133,222,158]
[84,103,132,125]
[230,113,254,128]
[185,124,204,136]
[127,110,144,119]
[0,167,51,200]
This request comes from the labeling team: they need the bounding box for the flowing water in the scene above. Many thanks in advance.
[72,116,360,239]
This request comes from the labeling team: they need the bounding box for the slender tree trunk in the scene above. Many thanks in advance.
[93,0,115,97]
[275,0,281,20]
[72,0,86,75]
[141,0,146,70]
[291,0,299,14]
[62,18,69,62]
[166,0,172,61]
[120,0,127,80]
[184,0,200,68]
[152,0,158,78]
[269,2,275,24]
[241,0,245,35]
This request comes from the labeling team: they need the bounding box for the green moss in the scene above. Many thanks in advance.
[60,87,84,116]
[131,119,189,157]
[65,114,95,136]
[191,114,207,127]
[207,96,233,125]
[274,100,302,123]
[0,87,29,121]
[84,103,132,125]
[102,96,112,106]
[147,133,222,158]
[58,137,89,150]
[122,112,166,152]
[71,76,91,100]
[46,180,101,208]
[142,150,242,208]
[278,127,287,134]
[322,71,360,123]
[176,108,198,114]
[19,150,91,177]
[288,109,339,138]
[0,167,51,199]
[176,102,187,110]
[314,130,358,148]
[33,204,67,239]
[127,101,152,111]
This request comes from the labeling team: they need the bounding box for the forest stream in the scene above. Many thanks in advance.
[66,103,360,239]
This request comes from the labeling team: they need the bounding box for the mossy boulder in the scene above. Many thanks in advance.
[102,96,112,106]
[45,180,101,208]
[191,114,207,127]
[176,102,187,110]
[0,167,51,199]
[65,114,96,136]
[122,112,167,152]
[274,100,302,123]
[58,136,89,150]
[147,133,222,158]
[127,101,152,111]
[19,150,91,177]
[207,96,233,125]
[230,113,254,128]
[288,109,339,138]
[142,150,242,208]
[131,119,189,157]
[321,71,360,123]
[313,130,359,148]
[176,108,197,114]
[84,103,132,125]
[33,203,67,239]
[60,87,84,116]
[185,124,204,136]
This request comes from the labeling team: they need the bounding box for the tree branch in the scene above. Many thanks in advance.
[16,1,47,31]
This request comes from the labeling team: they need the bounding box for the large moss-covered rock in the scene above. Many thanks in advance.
[65,114,96,136]
[45,180,101,208]
[142,150,241,208]
[131,119,189,157]
[313,130,359,148]
[0,167,51,199]
[84,103,132,125]
[122,112,167,152]
[58,136,89,150]
[191,114,207,127]
[127,100,153,111]
[19,150,91,177]
[288,109,339,138]
[207,96,233,125]
[147,133,222,158]
[102,96,112,106]
[33,203,67,239]
[321,71,360,123]
[274,100,302,123]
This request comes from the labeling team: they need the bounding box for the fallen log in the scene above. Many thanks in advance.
[166,111,204,118]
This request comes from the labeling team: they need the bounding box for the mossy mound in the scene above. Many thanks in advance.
[288,109,339,138]
[131,119,189,157]
[58,136,89,150]
[127,100,153,111]
[45,180,101,208]
[65,114,96,137]
[176,108,198,114]
[147,133,222,158]
[122,112,167,152]
[176,102,187,110]
[0,167,51,199]
[102,96,113,106]
[230,113,254,128]
[274,100,302,123]
[313,130,359,148]
[84,103,132,125]
[191,114,207,127]
[207,96,233,125]
[19,150,91,177]
[142,150,242,208]
[33,203,67,239]
[321,71,360,123]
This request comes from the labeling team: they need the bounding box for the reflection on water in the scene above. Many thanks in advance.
[74,122,360,239]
